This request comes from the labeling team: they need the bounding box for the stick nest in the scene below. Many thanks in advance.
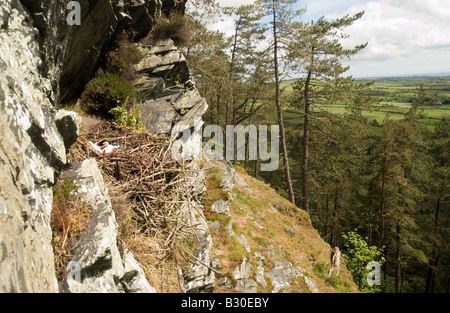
[69,122,201,292]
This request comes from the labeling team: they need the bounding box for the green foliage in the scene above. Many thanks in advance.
[342,231,385,293]
[312,260,328,277]
[81,73,135,113]
[251,236,270,247]
[109,98,144,131]
[53,177,80,199]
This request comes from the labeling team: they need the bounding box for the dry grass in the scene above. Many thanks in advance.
[144,12,192,46]
[51,178,91,282]
[215,165,359,293]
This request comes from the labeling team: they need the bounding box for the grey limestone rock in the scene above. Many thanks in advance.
[254,252,267,288]
[135,39,190,86]
[0,0,78,292]
[284,225,295,237]
[136,40,208,136]
[211,199,230,215]
[62,159,155,293]
[181,202,215,293]
[233,256,257,293]
[266,261,300,293]
[140,97,177,134]
[216,276,233,289]
[55,109,82,151]
[265,260,319,293]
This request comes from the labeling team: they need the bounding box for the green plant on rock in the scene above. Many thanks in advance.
[51,177,90,282]
[109,98,144,131]
[81,73,135,113]
[53,177,80,199]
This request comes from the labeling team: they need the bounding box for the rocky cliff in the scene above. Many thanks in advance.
[0,0,357,293]
[0,0,185,293]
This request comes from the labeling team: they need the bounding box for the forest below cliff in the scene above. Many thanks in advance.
[181,0,450,293]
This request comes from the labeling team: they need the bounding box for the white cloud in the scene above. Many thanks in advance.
[199,0,257,37]
[202,0,450,76]
[331,0,450,76]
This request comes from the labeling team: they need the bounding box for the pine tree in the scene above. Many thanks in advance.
[286,13,367,212]
[424,117,450,292]
[256,0,304,205]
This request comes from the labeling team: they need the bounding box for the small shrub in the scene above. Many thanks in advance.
[81,73,135,113]
[228,236,245,263]
[313,260,328,278]
[228,250,244,263]
[106,32,143,80]
[342,231,385,293]
[109,98,144,131]
[326,272,343,288]
[145,12,192,46]
[252,236,270,247]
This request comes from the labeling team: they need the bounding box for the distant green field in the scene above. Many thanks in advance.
[280,76,450,130]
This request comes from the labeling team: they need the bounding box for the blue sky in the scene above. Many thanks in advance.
[208,0,450,78]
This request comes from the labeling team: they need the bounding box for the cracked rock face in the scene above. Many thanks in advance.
[0,0,83,292]
[136,39,208,137]
[181,200,216,293]
[17,0,167,102]
[0,0,172,292]
[61,159,156,293]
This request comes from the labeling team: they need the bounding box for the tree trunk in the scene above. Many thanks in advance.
[324,195,329,241]
[233,108,237,164]
[383,240,390,281]
[379,148,387,249]
[244,109,254,170]
[367,181,374,246]
[395,223,401,293]
[271,0,295,205]
[226,23,240,127]
[302,66,313,212]
[330,191,339,247]
[426,197,442,293]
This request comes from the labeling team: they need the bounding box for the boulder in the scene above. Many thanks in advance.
[55,109,82,151]
[140,97,177,134]
[135,40,208,137]
[265,260,319,293]
[135,39,190,88]
[211,199,230,215]
[254,252,267,287]
[181,202,215,293]
[233,256,257,293]
[266,261,300,293]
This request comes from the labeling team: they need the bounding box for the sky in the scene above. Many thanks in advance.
[208,0,450,78]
